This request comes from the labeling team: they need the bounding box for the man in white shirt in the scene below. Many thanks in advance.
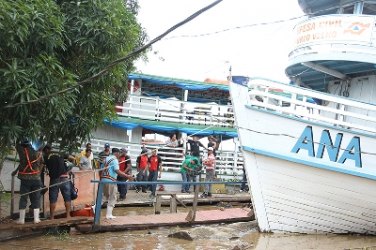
[79,148,93,170]
[76,142,94,166]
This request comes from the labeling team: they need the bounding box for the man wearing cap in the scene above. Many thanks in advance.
[99,143,111,157]
[135,148,149,193]
[117,148,132,201]
[201,147,216,198]
[97,143,110,169]
[101,148,133,219]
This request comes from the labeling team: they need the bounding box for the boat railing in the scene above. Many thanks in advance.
[289,41,376,59]
[89,138,244,178]
[116,95,234,128]
[247,79,376,134]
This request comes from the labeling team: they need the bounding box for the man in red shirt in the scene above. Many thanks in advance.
[136,148,149,193]
[148,149,162,198]
[117,148,132,201]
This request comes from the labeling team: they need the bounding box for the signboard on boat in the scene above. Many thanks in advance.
[295,15,374,47]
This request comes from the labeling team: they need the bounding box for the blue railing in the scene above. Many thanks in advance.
[91,180,246,226]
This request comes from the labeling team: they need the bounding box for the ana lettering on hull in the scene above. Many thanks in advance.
[291,126,362,168]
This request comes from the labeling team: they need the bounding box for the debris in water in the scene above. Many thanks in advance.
[168,231,193,241]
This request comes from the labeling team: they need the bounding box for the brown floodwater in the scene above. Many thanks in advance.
[3,205,376,250]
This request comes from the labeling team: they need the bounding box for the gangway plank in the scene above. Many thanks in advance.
[88,207,253,232]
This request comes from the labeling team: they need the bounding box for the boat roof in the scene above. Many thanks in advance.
[129,73,229,91]
[105,117,237,139]
[128,73,231,104]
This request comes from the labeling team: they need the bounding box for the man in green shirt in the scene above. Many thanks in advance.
[180,155,200,193]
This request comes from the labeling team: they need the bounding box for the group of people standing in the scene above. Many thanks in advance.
[12,134,219,224]
[134,148,162,198]
[181,135,218,197]
[98,143,162,203]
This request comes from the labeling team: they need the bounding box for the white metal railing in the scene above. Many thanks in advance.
[247,79,376,134]
[89,138,244,178]
[116,95,234,128]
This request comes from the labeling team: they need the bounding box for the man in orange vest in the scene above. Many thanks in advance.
[135,148,149,193]
[12,140,44,224]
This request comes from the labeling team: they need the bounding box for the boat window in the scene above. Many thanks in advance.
[362,3,376,15]
[342,5,355,14]
[315,7,339,15]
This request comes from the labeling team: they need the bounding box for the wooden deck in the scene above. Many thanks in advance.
[90,207,253,232]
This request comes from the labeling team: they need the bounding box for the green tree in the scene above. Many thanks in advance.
[0,0,146,170]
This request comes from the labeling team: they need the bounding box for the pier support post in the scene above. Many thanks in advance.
[170,194,177,213]
[155,195,162,214]
[189,184,199,222]
[154,193,178,214]
[93,182,104,227]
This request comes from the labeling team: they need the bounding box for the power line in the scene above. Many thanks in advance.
[3,3,344,109]
[164,14,306,40]
[4,0,223,109]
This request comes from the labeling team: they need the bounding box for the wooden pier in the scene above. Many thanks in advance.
[0,206,253,240]
[0,184,253,241]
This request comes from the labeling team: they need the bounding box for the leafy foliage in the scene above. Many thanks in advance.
[0,0,146,159]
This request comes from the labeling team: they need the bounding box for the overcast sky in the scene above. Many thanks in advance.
[135,0,305,83]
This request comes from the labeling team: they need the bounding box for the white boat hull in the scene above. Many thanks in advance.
[230,80,376,234]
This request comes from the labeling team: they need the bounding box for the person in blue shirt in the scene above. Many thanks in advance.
[100,148,133,219]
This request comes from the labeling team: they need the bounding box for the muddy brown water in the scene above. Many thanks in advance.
[2,222,376,250]
[2,205,376,250]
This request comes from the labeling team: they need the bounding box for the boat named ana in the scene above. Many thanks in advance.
[230,0,376,234]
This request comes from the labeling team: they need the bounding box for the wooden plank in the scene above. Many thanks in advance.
[0,217,93,231]
[94,208,252,232]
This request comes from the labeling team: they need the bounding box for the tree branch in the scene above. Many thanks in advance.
[4,0,223,108]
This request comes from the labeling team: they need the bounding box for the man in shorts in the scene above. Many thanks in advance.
[43,145,71,219]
